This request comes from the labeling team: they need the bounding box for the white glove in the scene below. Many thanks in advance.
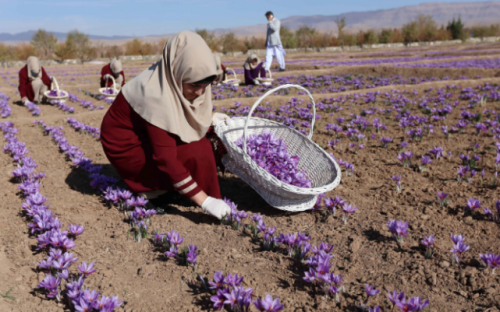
[21,97,28,105]
[201,197,231,220]
[104,74,112,80]
[50,76,54,82]
[212,113,230,126]
[253,79,260,85]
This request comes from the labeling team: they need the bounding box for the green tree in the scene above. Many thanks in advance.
[446,17,467,41]
[363,30,379,45]
[295,26,316,49]
[64,30,93,63]
[31,29,58,59]
[402,20,419,43]
[220,32,241,53]
[280,26,297,49]
[416,15,438,42]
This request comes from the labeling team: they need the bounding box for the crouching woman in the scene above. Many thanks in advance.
[100,31,231,220]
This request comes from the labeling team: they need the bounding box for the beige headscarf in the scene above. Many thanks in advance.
[27,56,41,81]
[214,54,223,82]
[244,54,260,70]
[122,31,216,143]
[110,59,123,75]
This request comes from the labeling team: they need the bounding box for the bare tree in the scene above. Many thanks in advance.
[31,29,58,59]
[335,17,346,46]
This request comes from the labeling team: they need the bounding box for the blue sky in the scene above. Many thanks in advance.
[0,0,491,36]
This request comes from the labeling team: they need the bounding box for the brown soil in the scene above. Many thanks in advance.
[0,50,500,312]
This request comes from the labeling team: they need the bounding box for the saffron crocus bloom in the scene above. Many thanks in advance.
[369,307,381,312]
[365,284,379,297]
[387,220,409,244]
[78,261,96,276]
[254,294,284,312]
[419,156,432,172]
[380,137,393,148]
[166,230,184,247]
[437,191,448,206]
[209,271,225,290]
[450,234,465,244]
[68,224,84,236]
[451,242,470,264]
[481,253,500,273]
[211,289,228,311]
[421,235,435,258]
[466,198,481,212]
[342,203,358,224]
[388,290,405,305]
[484,207,493,218]
[224,273,244,287]
[392,175,402,192]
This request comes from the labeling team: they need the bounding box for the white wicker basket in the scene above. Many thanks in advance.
[44,77,69,101]
[215,84,341,211]
[222,68,241,87]
[99,75,119,98]
[257,68,273,85]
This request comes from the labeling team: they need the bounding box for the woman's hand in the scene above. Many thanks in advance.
[201,197,231,220]
[212,113,230,126]
[253,79,260,85]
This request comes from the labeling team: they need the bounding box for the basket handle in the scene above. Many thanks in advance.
[51,76,60,92]
[258,68,272,79]
[106,74,117,91]
[225,68,236,80]
[242,84,316,155]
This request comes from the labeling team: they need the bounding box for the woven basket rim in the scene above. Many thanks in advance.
[216,116,341,195]
[44,90,68,100]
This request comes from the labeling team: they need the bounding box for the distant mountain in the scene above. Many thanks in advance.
[1,1,499,43]
[214,1,500,36]
[0,30,133,42]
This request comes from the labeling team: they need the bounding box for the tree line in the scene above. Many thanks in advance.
[1,15,499,62]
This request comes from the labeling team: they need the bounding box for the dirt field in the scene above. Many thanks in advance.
[0,43,500,312]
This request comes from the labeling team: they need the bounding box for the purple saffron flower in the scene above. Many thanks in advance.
[209,271,225,290]
[68,224,84,236]
[365,284,379,297]
[211,289,228,311]
[342,203,358,224]
[387,220,408,245]
[388,290,405,305]
[437,191,448,206]
[224,273,244,287]
[78,261,96,276]
[421,235,435,247]
[380,137,393,148]
[483,207,492,219]
[451,242,470,264]
[253,294,284,312]
[466,198,481,212]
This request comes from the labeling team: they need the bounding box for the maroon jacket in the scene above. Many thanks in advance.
[18,65,51,101]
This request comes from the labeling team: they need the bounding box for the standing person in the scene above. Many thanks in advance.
[18,56,52,104]
[264,11,286,72]
[100,31,232,220]
[243,54,266,85]
[100,59,126,90]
